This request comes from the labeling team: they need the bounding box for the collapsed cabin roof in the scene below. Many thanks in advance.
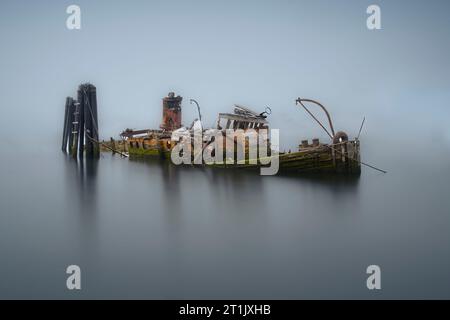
[217,113,268,124]
[217,104,269,124]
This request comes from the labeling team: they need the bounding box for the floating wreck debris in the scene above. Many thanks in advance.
[62,84,384,175]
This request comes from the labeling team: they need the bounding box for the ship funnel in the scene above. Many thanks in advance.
[160,92,182,131]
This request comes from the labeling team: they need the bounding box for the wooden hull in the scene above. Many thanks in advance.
[125,139,361,175]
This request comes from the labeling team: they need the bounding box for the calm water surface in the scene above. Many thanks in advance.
[0,138,449,299]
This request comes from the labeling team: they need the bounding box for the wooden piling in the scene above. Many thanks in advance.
[77,85,85,158]
[84,84,99,159]
[84,85,93,157]
[61,97,71,152]
[68,100,76,155]
[71,102,80,159]
[62,83,100,160]
[91,84,99,158]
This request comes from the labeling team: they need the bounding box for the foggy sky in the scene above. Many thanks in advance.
[0,0,449,153]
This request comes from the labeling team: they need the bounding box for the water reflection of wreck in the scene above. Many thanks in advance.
[119,92,361,175]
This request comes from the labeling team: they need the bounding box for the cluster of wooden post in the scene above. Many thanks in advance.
[61,83,100,159]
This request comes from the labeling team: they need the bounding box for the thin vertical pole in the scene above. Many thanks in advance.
[68,100,75,155]
[71,102,80,159]
[61,97,71,152]
[77,85,85,159]
[89,84,99,158]
[84,85,93,157]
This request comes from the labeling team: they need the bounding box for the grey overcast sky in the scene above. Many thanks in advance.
[0,0,449,152]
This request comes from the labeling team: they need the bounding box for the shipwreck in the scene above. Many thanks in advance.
[61,84,381,175]
[118,92,362,175]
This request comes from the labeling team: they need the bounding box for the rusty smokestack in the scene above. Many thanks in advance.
[160,92,182,131]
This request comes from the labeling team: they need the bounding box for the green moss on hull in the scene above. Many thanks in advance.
[128,147,170,159]
[127,142,361,175]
